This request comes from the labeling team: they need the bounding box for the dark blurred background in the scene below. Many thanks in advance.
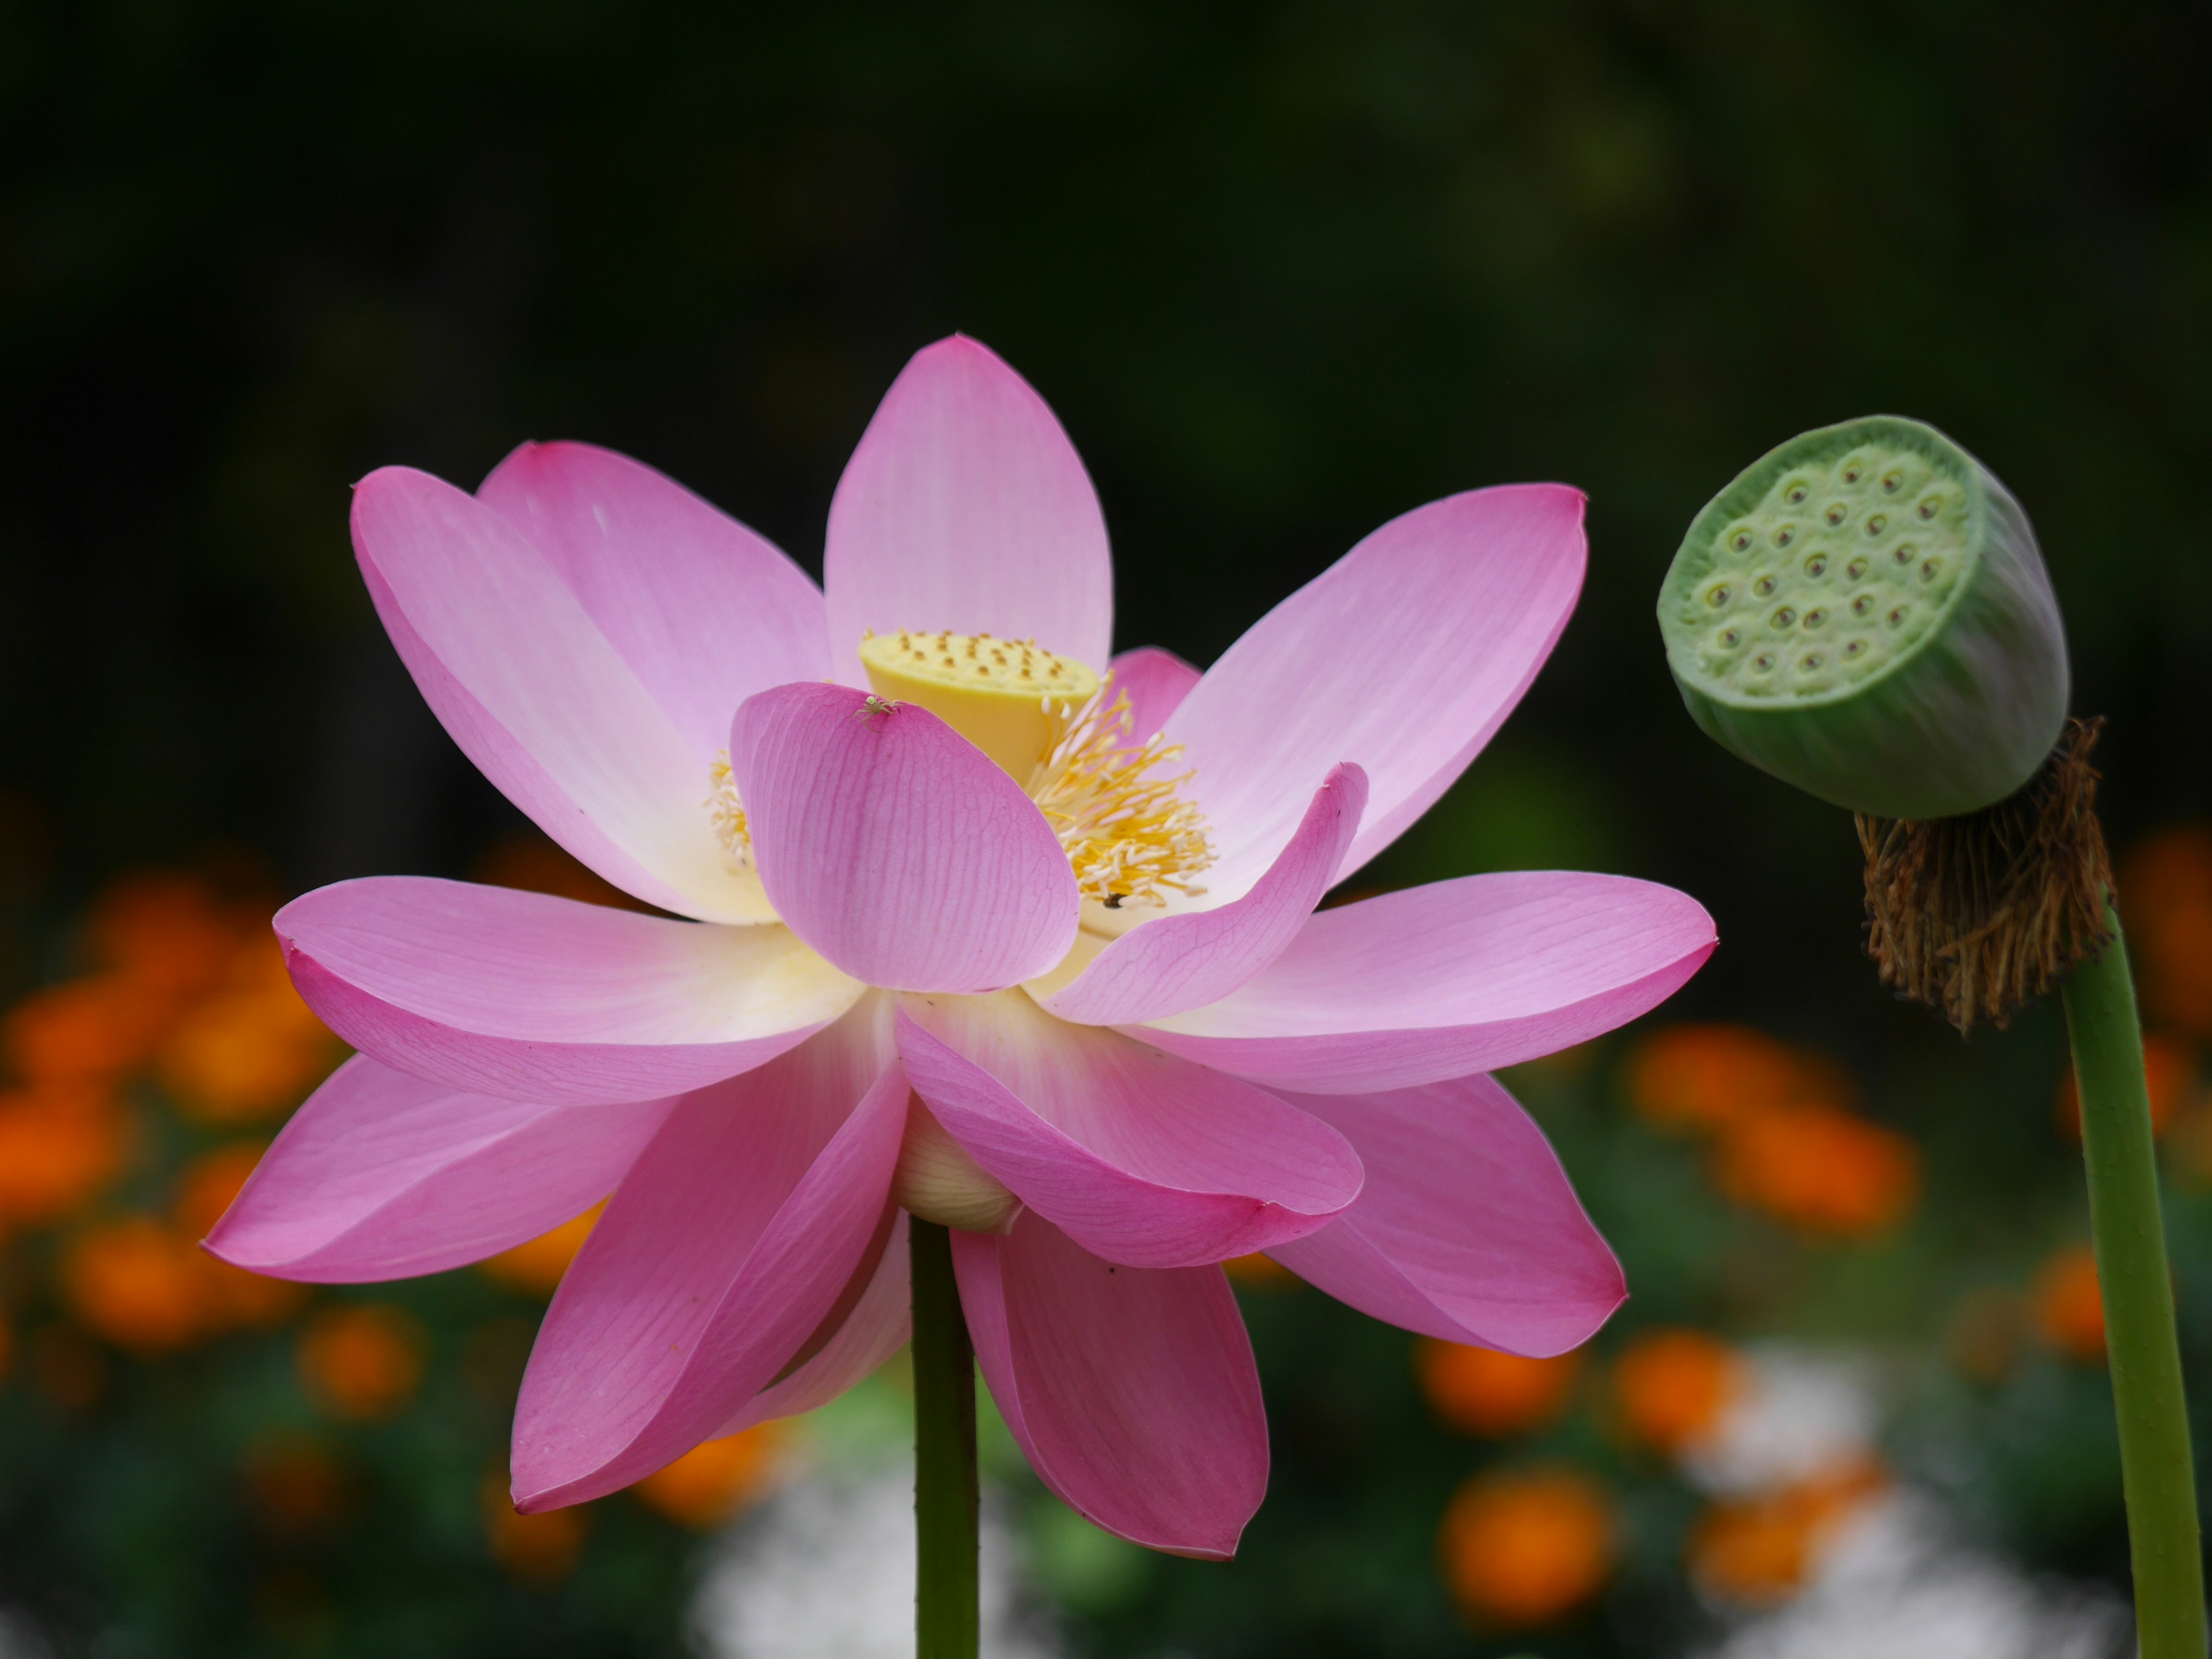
[4,3,2211,1656]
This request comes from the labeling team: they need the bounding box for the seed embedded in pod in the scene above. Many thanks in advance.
[1719,628,1742,649]
[1657,412,2069,817]
[1786,482,1810,505]
[1801,652,1824,671]
[1824,503,1848,527]
[1707,584,1732,607]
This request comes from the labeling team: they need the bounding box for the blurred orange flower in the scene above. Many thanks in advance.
[297,1304,427,1420]
[88,873,243,1005]
[1222,1252,1301,1290]
[1713,1104,1918,1236]
[3,976,164,1089]
[483,1475,589,1584]
[2054,1033,2193,1141]
[0,1091,128,1225]
[1416,1341,1581,1437]
[1687,1460,1887,1607]
[2033,1245,2105,1363]
[63,1217,214,1351]
[480,1204,604,1295]
[1438,1465,1614,1627]
[1613,1328,1742,1455]
[243,1433,353,1540]
[2121,828,2212,1040]
[157,935,338,1125]
[631,1426,787,1528]
[1624,1024,1841,1134]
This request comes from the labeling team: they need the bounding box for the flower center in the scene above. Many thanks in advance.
[858,630,1097,777]
[707,632,1215,914]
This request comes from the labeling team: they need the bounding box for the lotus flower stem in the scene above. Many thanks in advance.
[2064,910,2206,1659]
[911,1218,980,1659]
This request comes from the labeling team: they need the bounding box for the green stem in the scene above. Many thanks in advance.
[910,1218,979,1659]
[2063,906,2206,1659]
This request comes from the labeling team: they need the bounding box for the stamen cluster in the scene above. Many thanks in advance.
[1028,688,1214,910]
[705,753,752,869]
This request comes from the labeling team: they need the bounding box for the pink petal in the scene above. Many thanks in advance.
[896,994,1360,1268]
[718,1210,910,1434]
[1109,646,1201,740]
[954,1213,1266,1559]
[1266,1074,1624,1356]
[823,337,1112,680]
[354,466,768,922]
[512,1001,907,1509]
[478,441,831,762]
[278,877,861,1106]
[1165,486,1586,901]
[730,681,1078,993]
[1135,872,1716,1093]
[1037,764,1366,1026]
[206,1055,673,1282]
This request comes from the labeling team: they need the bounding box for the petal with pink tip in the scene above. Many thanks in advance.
[730,682,1078,993]
[206,1055,673,1283]
[1267,1073,1624,1356]
[478,441,831,762]
[278,877,862,1106]
[1134,872,1716,1093]
[896,994,1359,1268]
[953,1214,1266,1559]
[718,1210,910,1434]
[512,1001,907,1509]
[824,337,1112,679]
[1037,764,1365,1026]
[1166,485,1586,902]
[353,466,768,922]
[1109,646,1201,741]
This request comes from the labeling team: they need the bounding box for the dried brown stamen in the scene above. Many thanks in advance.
[1857,717,2113,1034]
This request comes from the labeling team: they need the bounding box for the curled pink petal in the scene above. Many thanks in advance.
[717,1210,911,1435]
[512,1002,907,1509]
[824,336,1112,679]
[954,1213,1266,1559]
[478,441,830,762]
[1037,764,1366,1026]
[896,994,1360,1268]
[206,1055,673,1283]
[278,877,862,1106]
[353,465,767,922]
[1266,1074,1624,1356]
[730,682,1078,993]
[1134,872,1717,1093]
[1109,646,1202,740]
[1166,486,1586,901]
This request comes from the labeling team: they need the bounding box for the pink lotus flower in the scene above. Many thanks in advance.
[209,336,1714,1558]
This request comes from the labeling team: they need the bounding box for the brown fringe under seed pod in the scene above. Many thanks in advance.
[1856,718,2114,1034]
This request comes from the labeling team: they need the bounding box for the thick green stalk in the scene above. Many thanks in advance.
[2064,908,2206,1659]
[910,1219,979,1659]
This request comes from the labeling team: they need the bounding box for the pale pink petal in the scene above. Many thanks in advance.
[1109,646,1200,740]
[206,1055,673,1283]
[954,1213,1266,1559]
[512,1001,907,1509]
[353,466,768,922]
[1037,765,1366,1026]
[730,682,1078,993]
[1165,486,1586,902]
[823,337,1112,680]
[1134,872,1716,1093]
[278,877,862,1106]
[478,441,831,761]
[718,1210,910,1434]
[896,994,1359,1268]
[1266,1074,1624,1356]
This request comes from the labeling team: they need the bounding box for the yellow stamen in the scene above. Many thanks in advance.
[1027,685,1214,911]
[705,752,752,870]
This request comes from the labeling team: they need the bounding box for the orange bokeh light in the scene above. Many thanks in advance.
[631,1426,787,1528]
[1438,1465,1615,1628]
[1416,1341,1581,1437]
[1613,1328,1743,1456]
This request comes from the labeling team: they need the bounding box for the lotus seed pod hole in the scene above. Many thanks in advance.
[1661,421,1979,707]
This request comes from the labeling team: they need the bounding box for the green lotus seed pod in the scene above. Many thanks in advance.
[1657,415,2068,820]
